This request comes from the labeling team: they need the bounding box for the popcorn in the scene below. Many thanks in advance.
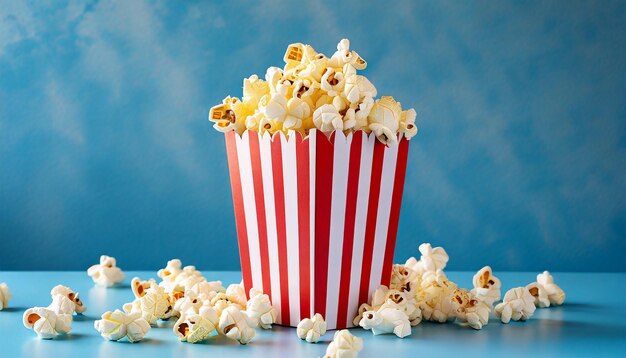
[536,271,566,306]
[209,39,417,144]
[124,282,172,325]
[245,288,277,329]
[359,306,412,338]
[173,290,204,316]
[323,329,363,358]
[450,289,490,330]
[417,270,457,323]
[389,264,420,294]
[526,282,550,308]
[23,307,72,339]
[158,259,183,282]
[132,277,156,298]
[50,285,86,314]
[470,266,501,306]
[94,309,150,343]
[173,306,219,343]
[87,255,125,287]
[495,287,537,323]
[0,283,11,310]
[417,243,449,273]
[296,313,327,343]
[225,283,248,307]
[218,305,256,345]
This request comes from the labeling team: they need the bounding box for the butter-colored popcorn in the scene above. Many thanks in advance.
[245,288,276,329]
[383,289,422,326]
[208,97,248,134]
[296,313,327,343]
[23,307,72,339]
[132,277,156,299]
[328,39,367,70]
[313,104,343,134]
[50,285,86,314]
[526,282,551,308]
[94,309,129,341]
[243,75,270,110]
[174,306,219,343]
[174,290,204,316]
[417,270,457,323]
[323,329,363,358]
[225,283,248,307]
[189,280,223,297]
[0,283,11,310]
[470,266,501,307]
[262,88,311,132]
[399,108,418,139]
[125,282,172,325]
[537,271,565,306]
[95,309,151,343]
[343,64,377,105]
[218,305,256,345]
[495,287,536,324]
[174,265,203,286]
[320,68,345,97]
[450,289,490,330]
[359,305,412,338]
[389,264,420,294]
[367,96,402,145]
[87,255,125,287]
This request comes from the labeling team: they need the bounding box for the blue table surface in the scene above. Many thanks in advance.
[0,271,624,357]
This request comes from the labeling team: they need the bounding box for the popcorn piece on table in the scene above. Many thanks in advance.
[225,283,248,307]
[23,307,72,339]
[389,264,420,294]
[536,271,566,306]
[124,282,172,325]
[87,255,125,287]
[157,259,183,291]
[417,243,449,273]
[296,313,327,343]
[245,288,277,329]
[526,282,551,308]
[49,285,86,314]
[94,309,150,343]
[173,306,219,343]
[450,289,490,330]
[417,270,457,323]
[132,277,156,299]
[218,305,256,345]
[173,290,204,316]
[323,329,363,358]
[359,305,412,338]
[470,266,502,307]
[495,287,537,323]
[0,283,11,310]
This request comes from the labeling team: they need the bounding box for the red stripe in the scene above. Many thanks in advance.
[295,132,311,319]
[271,134,290,324]
[248,133,272,299]
[358,140,386,306]
[335,131,363,328]
[314,131,335,318]
[380,138,410,286]
[225,131,253,296]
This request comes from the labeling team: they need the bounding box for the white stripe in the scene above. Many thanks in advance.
[324,132,353,328]
[368,141,400,293]
[281,132,300,326]
[235,132,263,291]
[308,130,317,319]
[259,132,282,322]
[346,133,376,327]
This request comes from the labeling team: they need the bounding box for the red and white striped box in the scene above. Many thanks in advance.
[224,129,409,329]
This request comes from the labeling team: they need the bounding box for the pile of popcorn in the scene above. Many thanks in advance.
[11,247,566,357]
[209,39,418,145]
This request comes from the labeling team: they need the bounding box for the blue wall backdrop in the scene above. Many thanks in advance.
[1,1,625,272]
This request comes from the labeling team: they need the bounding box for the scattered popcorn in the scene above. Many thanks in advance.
[450,289,490,330]
[359,305,411,338]
[209,39,418,144]
[495,287,537,323]
[225,283,248,307]
[173,306,219,343]
[50,285,86,314]
[23,307,72,339]
[417,270,457,323]
[124,282,172,325]
[94,309,150,343]
[417,243,449,272]
[323,329,363,358]
[87,255,125,287]
[218,305,256,345]
[157,259,184,291]
[389,264,420,294]
[470,266,501,306]
[526,282,551,308]
[245,288,277,329]
[537,271,566,306]
[173,290,204,316]
[296,313,327,343]
[132,277,156,298]
[0,283,11,310]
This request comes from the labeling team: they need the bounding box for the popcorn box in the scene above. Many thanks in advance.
[224,129,409,329]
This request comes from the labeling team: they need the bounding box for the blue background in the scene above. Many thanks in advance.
[1,1,625,272]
